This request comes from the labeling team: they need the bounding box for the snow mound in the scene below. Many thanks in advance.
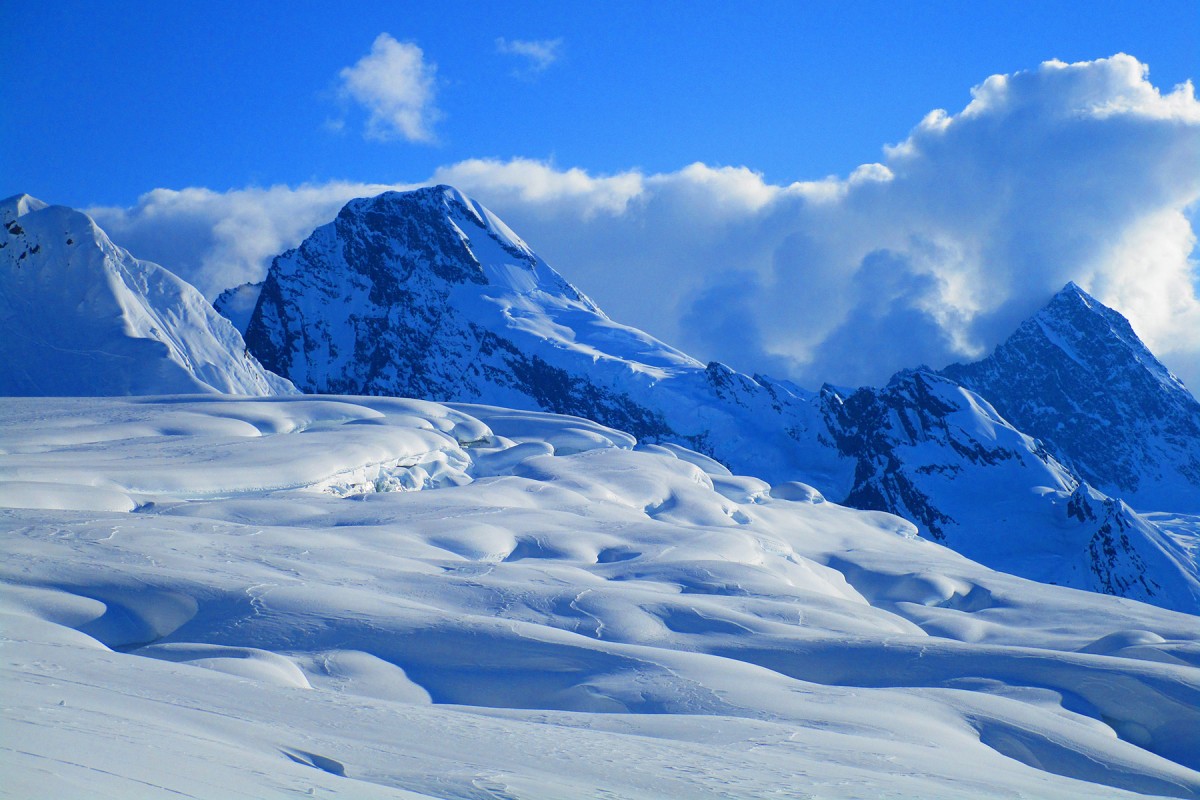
[135,643,313,689]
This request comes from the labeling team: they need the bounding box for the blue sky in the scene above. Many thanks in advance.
[4,1,1196,206]
[3,2,1199,390]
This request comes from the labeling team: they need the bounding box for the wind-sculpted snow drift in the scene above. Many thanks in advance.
[3,396,1200,799]
[0,194,294,396]
[240,186,1200,612]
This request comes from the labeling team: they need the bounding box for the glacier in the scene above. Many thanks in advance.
[3,396,1200,799]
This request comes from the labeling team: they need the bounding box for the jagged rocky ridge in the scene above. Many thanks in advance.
[1,194,294,396]
[822,369,1199,612]
[240,186,1199,612]
[942,282,1200,513]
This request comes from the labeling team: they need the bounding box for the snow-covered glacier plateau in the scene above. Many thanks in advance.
[3,396,1200,799]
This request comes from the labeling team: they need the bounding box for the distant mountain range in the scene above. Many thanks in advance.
[5,189,1197,612]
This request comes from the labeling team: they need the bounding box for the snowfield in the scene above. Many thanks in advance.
[2,396,1199,799]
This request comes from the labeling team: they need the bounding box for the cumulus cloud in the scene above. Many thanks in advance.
[431,157,642,217]
[89,181,407,297]
[495,37,563,77]
[338,33,440,142]
[88,54,1200,392]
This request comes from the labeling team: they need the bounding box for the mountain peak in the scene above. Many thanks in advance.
[1040,281,1125,329]
[1059,279,1086,296]
[245,187,700,407]
[1030,283,1188,394]
[2,200,293,397]
[1045,280,1095,311]
[1,193,50,227]
[942,284,1200,510]
[339,185,537,265]
[340,184,461,217]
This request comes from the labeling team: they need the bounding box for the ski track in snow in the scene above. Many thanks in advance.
[2,395,1200,799]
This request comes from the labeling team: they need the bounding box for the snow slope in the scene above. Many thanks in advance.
[3,395,1200,799]
[0,194,294,396]
[238,186,1198,612]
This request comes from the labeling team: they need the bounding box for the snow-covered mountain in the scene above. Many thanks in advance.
[3,395,1199,799]
[247,187,688,432]
[822,369,1200,611]
[5,186,1200,797]
[0,194,294,396]
[241,186,1199,612]
[942,282,1200,513]
[243,187,848,480]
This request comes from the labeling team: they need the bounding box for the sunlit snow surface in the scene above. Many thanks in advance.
[2,397,1199,799]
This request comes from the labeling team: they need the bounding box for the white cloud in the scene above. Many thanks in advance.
[1088,208,1200,364]
[89,181,408,298]
[430,158,642,217]
[88,55,1200,392]
[338,33,440,142]
[495,38,563,76]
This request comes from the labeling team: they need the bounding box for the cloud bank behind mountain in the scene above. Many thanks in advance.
[91,55,1200,391]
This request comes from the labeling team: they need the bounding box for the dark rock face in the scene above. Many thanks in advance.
[503,357,671,442]
[820,373,969,540]
[1064,485,1171,601]
[244,186,678,441]
[942,283,1200,512]
[818,370,1066,540]
[247,189,485,398]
